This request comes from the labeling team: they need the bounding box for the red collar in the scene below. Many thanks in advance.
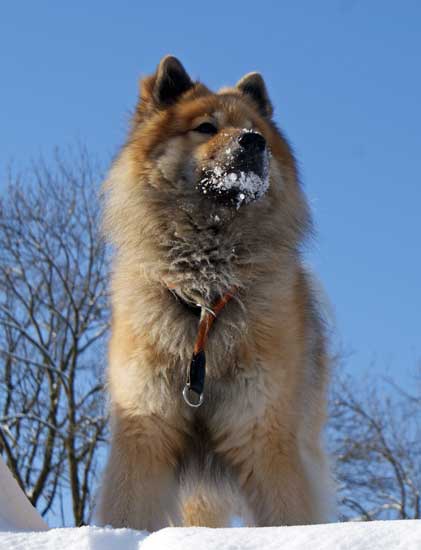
[167,285,236,407]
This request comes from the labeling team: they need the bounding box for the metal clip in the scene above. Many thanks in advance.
[182,385,204,408]
[197,304,216,318]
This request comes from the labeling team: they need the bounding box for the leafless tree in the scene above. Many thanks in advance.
[0,149,109,526]
[330,367,421,521]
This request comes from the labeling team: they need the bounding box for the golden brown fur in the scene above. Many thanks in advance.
[97,56,334,530]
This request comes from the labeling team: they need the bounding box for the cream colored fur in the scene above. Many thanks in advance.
[97,57,335,530]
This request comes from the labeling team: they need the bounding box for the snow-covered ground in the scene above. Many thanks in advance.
[0,454,47,532]
[1,455,421,549]
[2,521,421,550]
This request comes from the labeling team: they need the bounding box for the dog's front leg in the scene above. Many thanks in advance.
[96,412,182,531]
[240,435,332,526]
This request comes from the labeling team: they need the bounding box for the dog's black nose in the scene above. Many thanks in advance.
[239,131,266,152]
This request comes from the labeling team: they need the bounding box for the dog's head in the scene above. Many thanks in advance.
[135,56,275,210]
[104,56,312,298]
[123,55,309,218]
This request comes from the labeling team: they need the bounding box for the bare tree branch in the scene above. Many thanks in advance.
[329,366,421,521]
[0,149,109,525]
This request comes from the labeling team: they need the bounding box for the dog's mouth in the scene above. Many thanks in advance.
[197,160,270,209]
[197,132,270,209]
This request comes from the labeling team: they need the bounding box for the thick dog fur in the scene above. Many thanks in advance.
[97,56,334,530]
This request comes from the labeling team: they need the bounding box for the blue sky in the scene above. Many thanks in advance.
[1,1,420,385]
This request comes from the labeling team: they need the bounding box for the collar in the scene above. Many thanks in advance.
[167,285,236,408]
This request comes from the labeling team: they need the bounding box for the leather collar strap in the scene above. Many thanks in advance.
[178,290,236,408]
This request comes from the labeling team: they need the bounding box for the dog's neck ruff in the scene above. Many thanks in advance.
[167,285,236,408]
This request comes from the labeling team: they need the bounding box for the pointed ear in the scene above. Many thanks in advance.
[236,72,273,117]
[149,55,194,107]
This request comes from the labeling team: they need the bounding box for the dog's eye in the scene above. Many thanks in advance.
[193,122,218,135]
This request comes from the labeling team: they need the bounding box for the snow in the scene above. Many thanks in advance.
[0,455,47,532]
[1,455,421,549]
[198,142,270,208]
[200,169,269,208]
[145,522,421,550]
[1,522,421,550]
[0,526,148,550]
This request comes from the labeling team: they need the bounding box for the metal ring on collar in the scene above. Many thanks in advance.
[182,385,204,408]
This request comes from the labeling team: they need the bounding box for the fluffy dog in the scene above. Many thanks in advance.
[97,55,334,530]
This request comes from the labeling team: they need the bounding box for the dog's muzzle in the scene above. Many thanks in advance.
[198,131,270,209]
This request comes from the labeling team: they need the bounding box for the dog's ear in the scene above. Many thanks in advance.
[236,72,273,118]
[141,56,193,108]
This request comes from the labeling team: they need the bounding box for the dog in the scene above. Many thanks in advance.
[97,55,334,530]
